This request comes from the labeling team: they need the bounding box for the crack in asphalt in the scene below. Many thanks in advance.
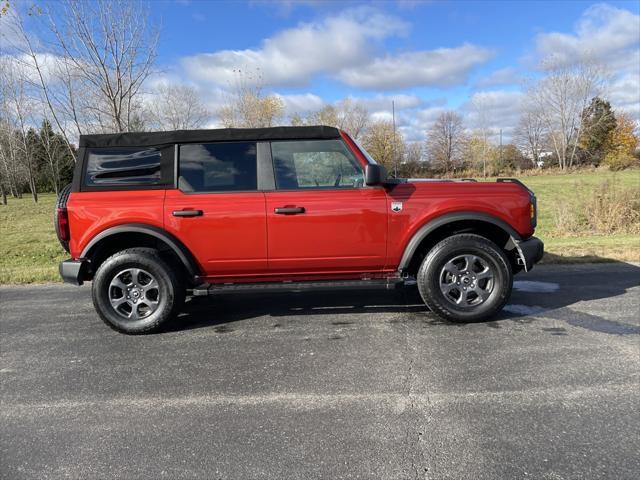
[399,313,429,480]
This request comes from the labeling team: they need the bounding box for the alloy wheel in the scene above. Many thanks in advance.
[439,254,495,308]
[108,268,160,320]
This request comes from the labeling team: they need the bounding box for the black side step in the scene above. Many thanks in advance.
[190,278,407,296]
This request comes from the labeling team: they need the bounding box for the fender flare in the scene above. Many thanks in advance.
[397,211,521,271]
[80,223,201,278]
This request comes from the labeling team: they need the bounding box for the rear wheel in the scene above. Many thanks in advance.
[417,234,512,322]
[91,248,185,334]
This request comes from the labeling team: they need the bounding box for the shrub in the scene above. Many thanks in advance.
[603,151,639,171]
[551,180,640,236]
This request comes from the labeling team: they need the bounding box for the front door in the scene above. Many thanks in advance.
[164,141,267,278]
[265,139,388,275]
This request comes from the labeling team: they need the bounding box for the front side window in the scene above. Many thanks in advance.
[179,142,257,192]
[85,148,162,186]
[271,140,363,190]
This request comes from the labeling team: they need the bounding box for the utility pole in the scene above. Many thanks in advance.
[392,100,397,178]
[499,128,503,168]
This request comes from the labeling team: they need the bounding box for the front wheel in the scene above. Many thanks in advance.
[92,248,185,334]
[417,234,513,322]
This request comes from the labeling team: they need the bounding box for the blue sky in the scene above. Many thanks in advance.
[4,0,639,141]
[142,0,639,141]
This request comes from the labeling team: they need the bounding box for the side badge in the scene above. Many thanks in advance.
[391,202,403,213]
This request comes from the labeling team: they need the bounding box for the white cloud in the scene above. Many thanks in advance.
[609,73,640,117]
[534,4,640,120]
[338,44,494,89]
[181,8,408,88]
[396,105,448,142]
[474,67,520,88]
[181,8,492,91]
[463,90,524,141]
[351,94,426,112]
[275,92,325,116]
[535,4,640,67]
[0,7,27,51]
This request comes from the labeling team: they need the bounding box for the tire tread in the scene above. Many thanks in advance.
[417,234,512,323]
[91,247,185,334]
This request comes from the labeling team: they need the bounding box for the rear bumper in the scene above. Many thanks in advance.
[516,236,544,272]
[59,259,89,286]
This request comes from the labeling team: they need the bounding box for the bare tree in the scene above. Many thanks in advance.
[463,133,493,174]
[515,100,546,168]
[302,98,369,139]
[404,142,423,164]
[426,111,467,174]
[146,83,209,131]
[470,95,494,177]
[0,60,38,201]
[530,59,605,169]
[401,141,427,177]
[39,120,74,193]
[0,120,23,199]
[361,120,404,173]
[307,105,338,127]
[218,70,284,128]
[6,0,158,142]
[334,98,369,140]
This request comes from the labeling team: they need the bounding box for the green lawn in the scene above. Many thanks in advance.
[512,170,640,238]
[0,193,67,284]
[514,170,639,263]
[1,170,639,284]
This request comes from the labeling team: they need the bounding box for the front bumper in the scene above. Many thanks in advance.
[515,236,544,272]
[59,259,89,285]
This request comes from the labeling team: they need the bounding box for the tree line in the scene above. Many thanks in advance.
[1,0,638,204]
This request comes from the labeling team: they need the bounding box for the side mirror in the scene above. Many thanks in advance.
[365,164,388,186]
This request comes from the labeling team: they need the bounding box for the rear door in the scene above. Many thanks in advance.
[265,139,388,275]
[164,142,268,278]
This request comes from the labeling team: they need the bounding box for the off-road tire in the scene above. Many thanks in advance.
[92,248,185,334]
[417,234,512,323]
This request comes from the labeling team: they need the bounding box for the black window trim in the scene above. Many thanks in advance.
[75,137,373,194]
[268,138,368,192]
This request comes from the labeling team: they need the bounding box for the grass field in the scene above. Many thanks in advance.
[1,170,639,284]
[500,170,639,264]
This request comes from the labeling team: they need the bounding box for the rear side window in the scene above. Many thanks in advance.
[271,140,363,190]
[85,148,162,186]
[178,142,257,192]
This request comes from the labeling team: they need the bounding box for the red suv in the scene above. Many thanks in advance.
[56,126,543,333]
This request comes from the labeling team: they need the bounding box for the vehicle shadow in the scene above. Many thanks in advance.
[165,259,640,334]
[168,287,427,333]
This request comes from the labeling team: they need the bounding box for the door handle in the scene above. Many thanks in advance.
[172,209,203,217]
[274,207,305,215]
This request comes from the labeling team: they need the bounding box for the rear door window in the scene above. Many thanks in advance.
[178,142,257,192]
[84,148,162,186]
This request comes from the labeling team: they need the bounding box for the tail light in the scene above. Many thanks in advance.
[55,207,71,250]
[530,194,537,228]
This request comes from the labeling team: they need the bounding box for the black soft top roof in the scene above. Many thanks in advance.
[79,125,341,148]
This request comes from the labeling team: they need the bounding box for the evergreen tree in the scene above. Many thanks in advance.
[578,97,617,165]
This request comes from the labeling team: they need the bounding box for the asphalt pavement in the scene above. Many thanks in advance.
[1,263,639,480]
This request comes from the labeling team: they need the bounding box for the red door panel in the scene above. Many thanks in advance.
[265,188,388,274]
[164,190,267,277]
